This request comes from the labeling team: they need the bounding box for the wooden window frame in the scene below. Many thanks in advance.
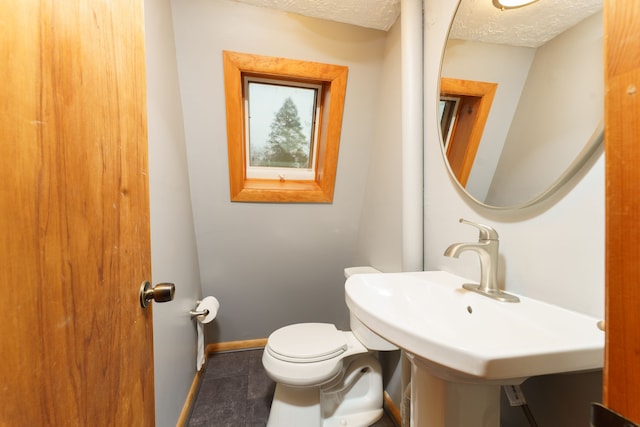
[440,78,497,187]
[223,50,348,203]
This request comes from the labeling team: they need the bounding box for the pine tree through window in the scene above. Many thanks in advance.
[245,79,321,180]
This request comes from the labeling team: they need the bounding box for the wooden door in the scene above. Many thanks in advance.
[0,1,155,425]
[604,0,640,423]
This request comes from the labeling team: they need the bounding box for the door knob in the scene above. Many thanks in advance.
[139,281,175,308]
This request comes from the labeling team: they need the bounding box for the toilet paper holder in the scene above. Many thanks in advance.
[190,297,220,321]
[190,298,217,320]
[190,307,210,320]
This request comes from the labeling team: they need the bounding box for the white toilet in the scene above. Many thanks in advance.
[262,267,397,427]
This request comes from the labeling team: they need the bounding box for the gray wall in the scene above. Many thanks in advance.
[353,17,403,274]
[351,14,405,404]
[145,0,203,425]
[171,0,388,342]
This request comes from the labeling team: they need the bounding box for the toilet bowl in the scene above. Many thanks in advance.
[262,267,397,427]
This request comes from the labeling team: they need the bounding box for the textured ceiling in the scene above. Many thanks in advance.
[232,0,601,47]
[450,0,601,47]
[231,0,401,31]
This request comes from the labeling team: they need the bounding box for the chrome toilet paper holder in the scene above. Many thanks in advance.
[190,300,210,319]
[190,308,209,319]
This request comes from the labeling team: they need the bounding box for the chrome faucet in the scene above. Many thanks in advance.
[444,218,519,303]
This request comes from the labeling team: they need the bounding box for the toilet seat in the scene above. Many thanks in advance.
[263,323,369,387]
[266,323,347,363]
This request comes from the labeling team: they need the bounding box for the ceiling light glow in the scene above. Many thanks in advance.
[492,0,538,10]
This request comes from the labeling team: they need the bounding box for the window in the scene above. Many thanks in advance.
[244,77,321,181]
[223,51,348,203]
[440,78,497,187]
[439,96,460,150]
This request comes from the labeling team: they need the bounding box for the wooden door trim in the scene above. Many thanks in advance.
[604,0,640,422]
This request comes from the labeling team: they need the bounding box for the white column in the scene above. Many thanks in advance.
[401,0,425,272]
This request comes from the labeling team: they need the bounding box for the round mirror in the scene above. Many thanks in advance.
[440,0,603,209]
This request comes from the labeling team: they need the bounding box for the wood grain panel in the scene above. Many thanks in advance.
[0,1,154,425]
[604,0,640,422]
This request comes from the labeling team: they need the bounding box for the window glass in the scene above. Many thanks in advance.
[246,81,320,179]
[439,96,460,150]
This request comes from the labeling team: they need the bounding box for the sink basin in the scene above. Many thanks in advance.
[345,270,604,383]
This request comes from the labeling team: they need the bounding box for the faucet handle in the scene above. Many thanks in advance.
[459,218,499,240]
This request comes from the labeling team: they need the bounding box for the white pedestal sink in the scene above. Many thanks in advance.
[345,271,604,427]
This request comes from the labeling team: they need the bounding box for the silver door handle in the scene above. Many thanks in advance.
[139,281,175,308]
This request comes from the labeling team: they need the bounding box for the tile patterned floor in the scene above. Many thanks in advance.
[186,348,397,427]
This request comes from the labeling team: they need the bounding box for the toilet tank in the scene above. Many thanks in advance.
[344,266,398,351]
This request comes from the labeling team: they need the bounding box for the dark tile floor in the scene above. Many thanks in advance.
[186,348,397,427]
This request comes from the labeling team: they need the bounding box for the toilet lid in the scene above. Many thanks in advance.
[267,323,347,363]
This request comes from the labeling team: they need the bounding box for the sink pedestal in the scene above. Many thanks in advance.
[408,353,501,427]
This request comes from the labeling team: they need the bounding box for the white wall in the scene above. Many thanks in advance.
[145,0,203,425]
[170,0,387,342]
[424,0,603,424]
